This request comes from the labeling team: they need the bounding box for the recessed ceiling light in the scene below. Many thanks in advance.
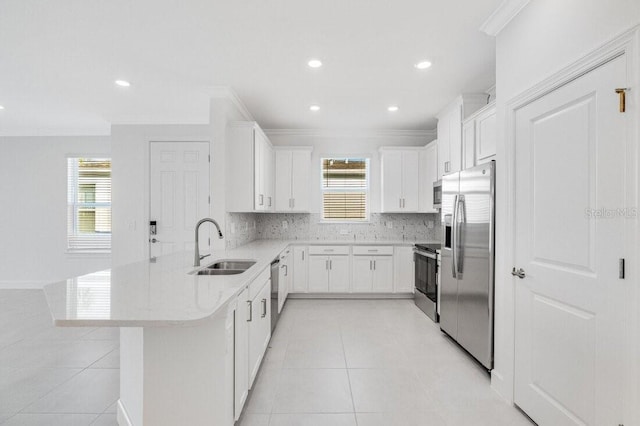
[307,59,322,68]
[115,80,131,87]
[0,105,4,110]
[309,105,320,112]
[388,105,399,112]
[414,61,432,70]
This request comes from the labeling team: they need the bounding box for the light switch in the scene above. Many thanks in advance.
[282,221,288,229]
[386,221,393,229]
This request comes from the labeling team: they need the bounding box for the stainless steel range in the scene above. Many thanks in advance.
[414,243,440,322]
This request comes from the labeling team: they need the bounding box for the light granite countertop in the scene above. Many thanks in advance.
[43,239,439,328]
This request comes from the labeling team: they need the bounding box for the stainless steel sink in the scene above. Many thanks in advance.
[206,260,255,270]
[192,259,256,276]
[196,269,244,276]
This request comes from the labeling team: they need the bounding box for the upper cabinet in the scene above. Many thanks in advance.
[274,147,313,212]
[380,148,420,213]
[462,102,497,169]
[227,122,275,212]
[419,141,438,213]
[437,94,488,178]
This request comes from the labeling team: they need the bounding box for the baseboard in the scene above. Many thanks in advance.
[117,399,133,426]
[0,280,50,290]
[287,293,414,299]
[491,368,513,403]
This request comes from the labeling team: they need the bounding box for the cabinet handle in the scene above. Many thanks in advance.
[324,249,334,252]
[373,260,376,270]
[292,198,295,209]
[247,300,252,322]
[268,196,272,207]
[289,198,293,208]
[261,299,267,318]
[368,249,378,252]
[330,259,332,270]
[302,251,305,261]
[326,260,329,270]
[259,194,264,206]
[399,198,402,208]
[369,260,372,270]
[284,265,288,276]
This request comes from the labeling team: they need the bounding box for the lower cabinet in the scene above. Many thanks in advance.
[234,269,271,420]
[307,254,350,292]
[352,255,393,292]
[393,246,415,293]
[292,246,308,292]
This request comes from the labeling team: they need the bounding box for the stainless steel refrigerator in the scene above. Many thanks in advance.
[440,161,495,370]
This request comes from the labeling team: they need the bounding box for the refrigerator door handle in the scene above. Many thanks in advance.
[456,195,466,274]
[451,194,459,279]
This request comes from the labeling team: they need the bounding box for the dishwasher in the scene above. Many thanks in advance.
[270,258,280,332]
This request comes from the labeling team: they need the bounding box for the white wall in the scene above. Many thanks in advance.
[492,0,640,410]
[266,131,436,214]
[0,136,111,288]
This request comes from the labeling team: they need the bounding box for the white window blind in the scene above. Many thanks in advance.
[321,158,368,221]
[67,158,112,251]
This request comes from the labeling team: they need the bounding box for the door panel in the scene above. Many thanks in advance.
[381,151,402,211]
[372,256,393,293]
[439,171,459,338]
[402,153,420,211]
[150,142,209,258]
[275,150,292,211]
[291,150,311,211]
[308,256,329,292]
[352,256,372,292]
[328,256,349,292]
[514,56,627,426]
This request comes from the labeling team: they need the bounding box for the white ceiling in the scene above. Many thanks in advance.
[0,0,501,135]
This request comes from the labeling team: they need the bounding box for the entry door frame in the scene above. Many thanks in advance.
[145,138,213,258]
[494,25,639,424]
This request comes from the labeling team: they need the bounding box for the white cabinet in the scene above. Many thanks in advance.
[437,94,488,178]
[393,246,415,293]
[351,246,393,293]
[419,141,438,213]
[227,121,275,212]
[307,246,350,293]
[462,102,497,169]
[234,287,249,421]
[292,246,308,292]
[248,275,271,387]
[275,148,312,212]
[380,148,420,212]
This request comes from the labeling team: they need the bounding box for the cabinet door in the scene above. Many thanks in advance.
[328,255,350,292]
[278,261,287,313]
[449,104,462,173]
[292,246,308,292]
[372,256,393,292]
[462,120,476,170]
[381,151,403,212]
[291,150,311,212]
[393,247,415,293]
[402,152,420,211]
[275,150,292,211]
[308,256,329,292]
[476,107,497,163]
[234,287,249,420]
[419,142,438,213]
[437,117,450,178]
[264,143,275,211]
[352,256,373,292]
[253,132,265,211]
[249,280,270,387]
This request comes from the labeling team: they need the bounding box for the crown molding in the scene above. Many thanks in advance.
[479,0,530,37]
[206,86,254,121]
[263,128,436,139]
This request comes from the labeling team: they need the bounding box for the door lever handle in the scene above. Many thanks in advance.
[511,267,526,279]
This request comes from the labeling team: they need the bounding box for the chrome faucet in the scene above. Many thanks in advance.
[194,218,224,267]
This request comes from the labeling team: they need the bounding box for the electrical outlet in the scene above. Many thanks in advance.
[252,221,256,229]
[428,220,434,229]
[231,223,236,234]
[339,229,349,235]
[386,221,393,229]
[282,221,288,229]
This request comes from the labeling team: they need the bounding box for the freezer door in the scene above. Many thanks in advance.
[439,172,460,339]
[455,161,495,369]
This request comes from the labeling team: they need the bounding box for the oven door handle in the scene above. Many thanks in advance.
[413,249,436,260]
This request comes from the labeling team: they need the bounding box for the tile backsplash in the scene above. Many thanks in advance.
[256,213,441,242]
[225,212,260,249]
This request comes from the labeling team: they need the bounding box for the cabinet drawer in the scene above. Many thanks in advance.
[248,266,270,300]
[352,246,394,256]
[308,245,349,255]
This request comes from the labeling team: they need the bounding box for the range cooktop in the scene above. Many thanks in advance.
[415,243,441,253]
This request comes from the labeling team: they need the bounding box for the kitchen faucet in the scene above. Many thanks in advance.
[194,218,224,267]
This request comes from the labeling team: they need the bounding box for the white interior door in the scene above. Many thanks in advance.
[149,141,210,258]
[513,55,628,426]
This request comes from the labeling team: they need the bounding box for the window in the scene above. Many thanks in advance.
[321,158,369,221]
[67,158,111,251]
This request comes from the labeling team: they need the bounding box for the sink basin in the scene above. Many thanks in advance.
[196,269,244,276]
[192,259,256,276]
[207,260,256,270]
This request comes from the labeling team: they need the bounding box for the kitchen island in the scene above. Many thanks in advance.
[44,240,289,426]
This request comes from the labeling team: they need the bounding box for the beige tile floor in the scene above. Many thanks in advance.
[238,299,535,426]
[0,290,534,426]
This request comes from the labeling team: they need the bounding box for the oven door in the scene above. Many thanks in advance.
[414,249,437,302]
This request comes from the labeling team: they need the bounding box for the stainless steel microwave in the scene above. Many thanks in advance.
[433,180,442,209]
